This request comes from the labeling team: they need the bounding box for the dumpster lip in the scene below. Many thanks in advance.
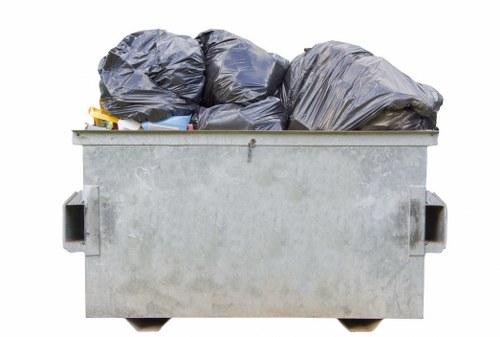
[72,130,438,147]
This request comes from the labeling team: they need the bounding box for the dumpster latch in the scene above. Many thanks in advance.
[247,139,256,162]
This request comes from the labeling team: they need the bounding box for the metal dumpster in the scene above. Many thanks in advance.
[63,130,446,332]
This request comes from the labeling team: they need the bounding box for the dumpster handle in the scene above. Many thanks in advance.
[63,186,100,256]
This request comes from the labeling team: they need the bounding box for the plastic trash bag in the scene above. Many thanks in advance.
[98,29,205,122]
[282,41,443,130]
[197,97,287,130]
[197,29,289,106]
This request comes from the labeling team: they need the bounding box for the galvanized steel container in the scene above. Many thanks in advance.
[63,130,446,331]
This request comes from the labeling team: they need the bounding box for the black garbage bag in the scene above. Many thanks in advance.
[98,29,205,122]
[282,41,443,130]
[197,29,289,107]
[197,96,287,130]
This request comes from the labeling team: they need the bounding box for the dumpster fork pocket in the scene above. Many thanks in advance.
[63,186,100,256]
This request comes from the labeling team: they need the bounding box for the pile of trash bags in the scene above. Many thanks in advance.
[95,29,443,131]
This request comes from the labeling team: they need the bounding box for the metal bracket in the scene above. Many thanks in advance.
[425,192,447,253]
[408,186,447,256]
[83,186,100,256]
[409,186,426,256]
[63,186,100,256]
[63,191,84,253]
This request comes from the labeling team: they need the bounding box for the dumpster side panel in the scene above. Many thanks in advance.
[82,141,426,319]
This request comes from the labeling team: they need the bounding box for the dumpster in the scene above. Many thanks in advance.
[63,130,446,332]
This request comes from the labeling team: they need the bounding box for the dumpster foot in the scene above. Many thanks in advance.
[338,319,382,332]
[126,318,170,331]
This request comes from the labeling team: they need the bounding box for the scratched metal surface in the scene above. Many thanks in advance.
[79,132,429,319]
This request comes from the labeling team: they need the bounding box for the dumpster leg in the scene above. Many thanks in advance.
[126,318,170,332]
[338,319,382,332]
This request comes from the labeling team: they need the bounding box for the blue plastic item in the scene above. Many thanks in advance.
[142,115,192,130]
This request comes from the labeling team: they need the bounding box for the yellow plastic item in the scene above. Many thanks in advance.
[88,107,119,124]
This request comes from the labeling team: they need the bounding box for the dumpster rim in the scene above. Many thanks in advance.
[72,130,438,147]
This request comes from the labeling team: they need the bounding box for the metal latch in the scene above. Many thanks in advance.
[247,138,256,162]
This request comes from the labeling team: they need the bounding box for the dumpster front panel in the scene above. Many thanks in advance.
[77,132,430,319]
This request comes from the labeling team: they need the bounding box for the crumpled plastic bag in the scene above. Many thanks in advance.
[98,29,205,122]
[196,96,287,130]
[197,29,289,107]
[281,41,443,130]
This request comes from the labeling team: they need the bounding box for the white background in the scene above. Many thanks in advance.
[1,0,498,336]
